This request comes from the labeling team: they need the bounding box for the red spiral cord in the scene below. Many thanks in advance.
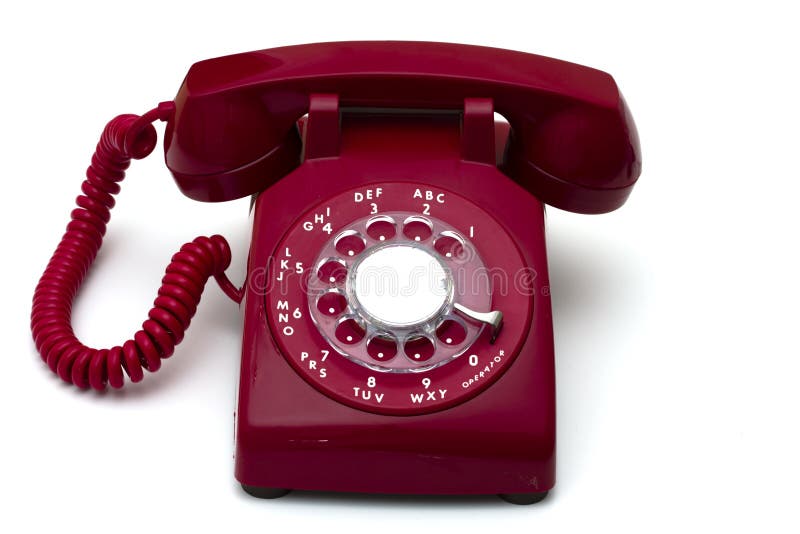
[31,103,243,391]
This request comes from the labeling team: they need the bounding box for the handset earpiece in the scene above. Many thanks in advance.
[503,91,641,214]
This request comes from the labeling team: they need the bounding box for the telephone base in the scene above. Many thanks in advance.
[498,491,549,505]
[239,484,548,505]
[235,114,556,502]
[240,485,291,499]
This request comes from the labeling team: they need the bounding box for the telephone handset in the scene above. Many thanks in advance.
[31,42,641,503]
[167,41,639,211]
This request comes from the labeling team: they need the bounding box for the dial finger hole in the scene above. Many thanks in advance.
[436,319,467,346]
[404,334,435,362]
[402,216,433,242]
[366,215,397,242]
[436,318,467,345]
[434,232,465,259]
[367,333,398,361]
[317,290,347,316]
[335,317,365,345]
[317,258,347,284]
[335,230,366,257]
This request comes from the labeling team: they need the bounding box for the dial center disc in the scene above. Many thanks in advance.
[348,244,453,328]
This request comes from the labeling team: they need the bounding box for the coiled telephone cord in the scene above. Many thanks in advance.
[30,104,242,391]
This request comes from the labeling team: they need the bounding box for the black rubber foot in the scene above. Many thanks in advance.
[498,491,549,505]
[241,484,292,499]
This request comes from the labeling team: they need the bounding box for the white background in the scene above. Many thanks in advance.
[1,1,798,532]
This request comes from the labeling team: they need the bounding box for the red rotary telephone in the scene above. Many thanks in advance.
[31,41,641,504]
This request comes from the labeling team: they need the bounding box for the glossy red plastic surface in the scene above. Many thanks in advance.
[165,41,641,213]
[235,111,555,495]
